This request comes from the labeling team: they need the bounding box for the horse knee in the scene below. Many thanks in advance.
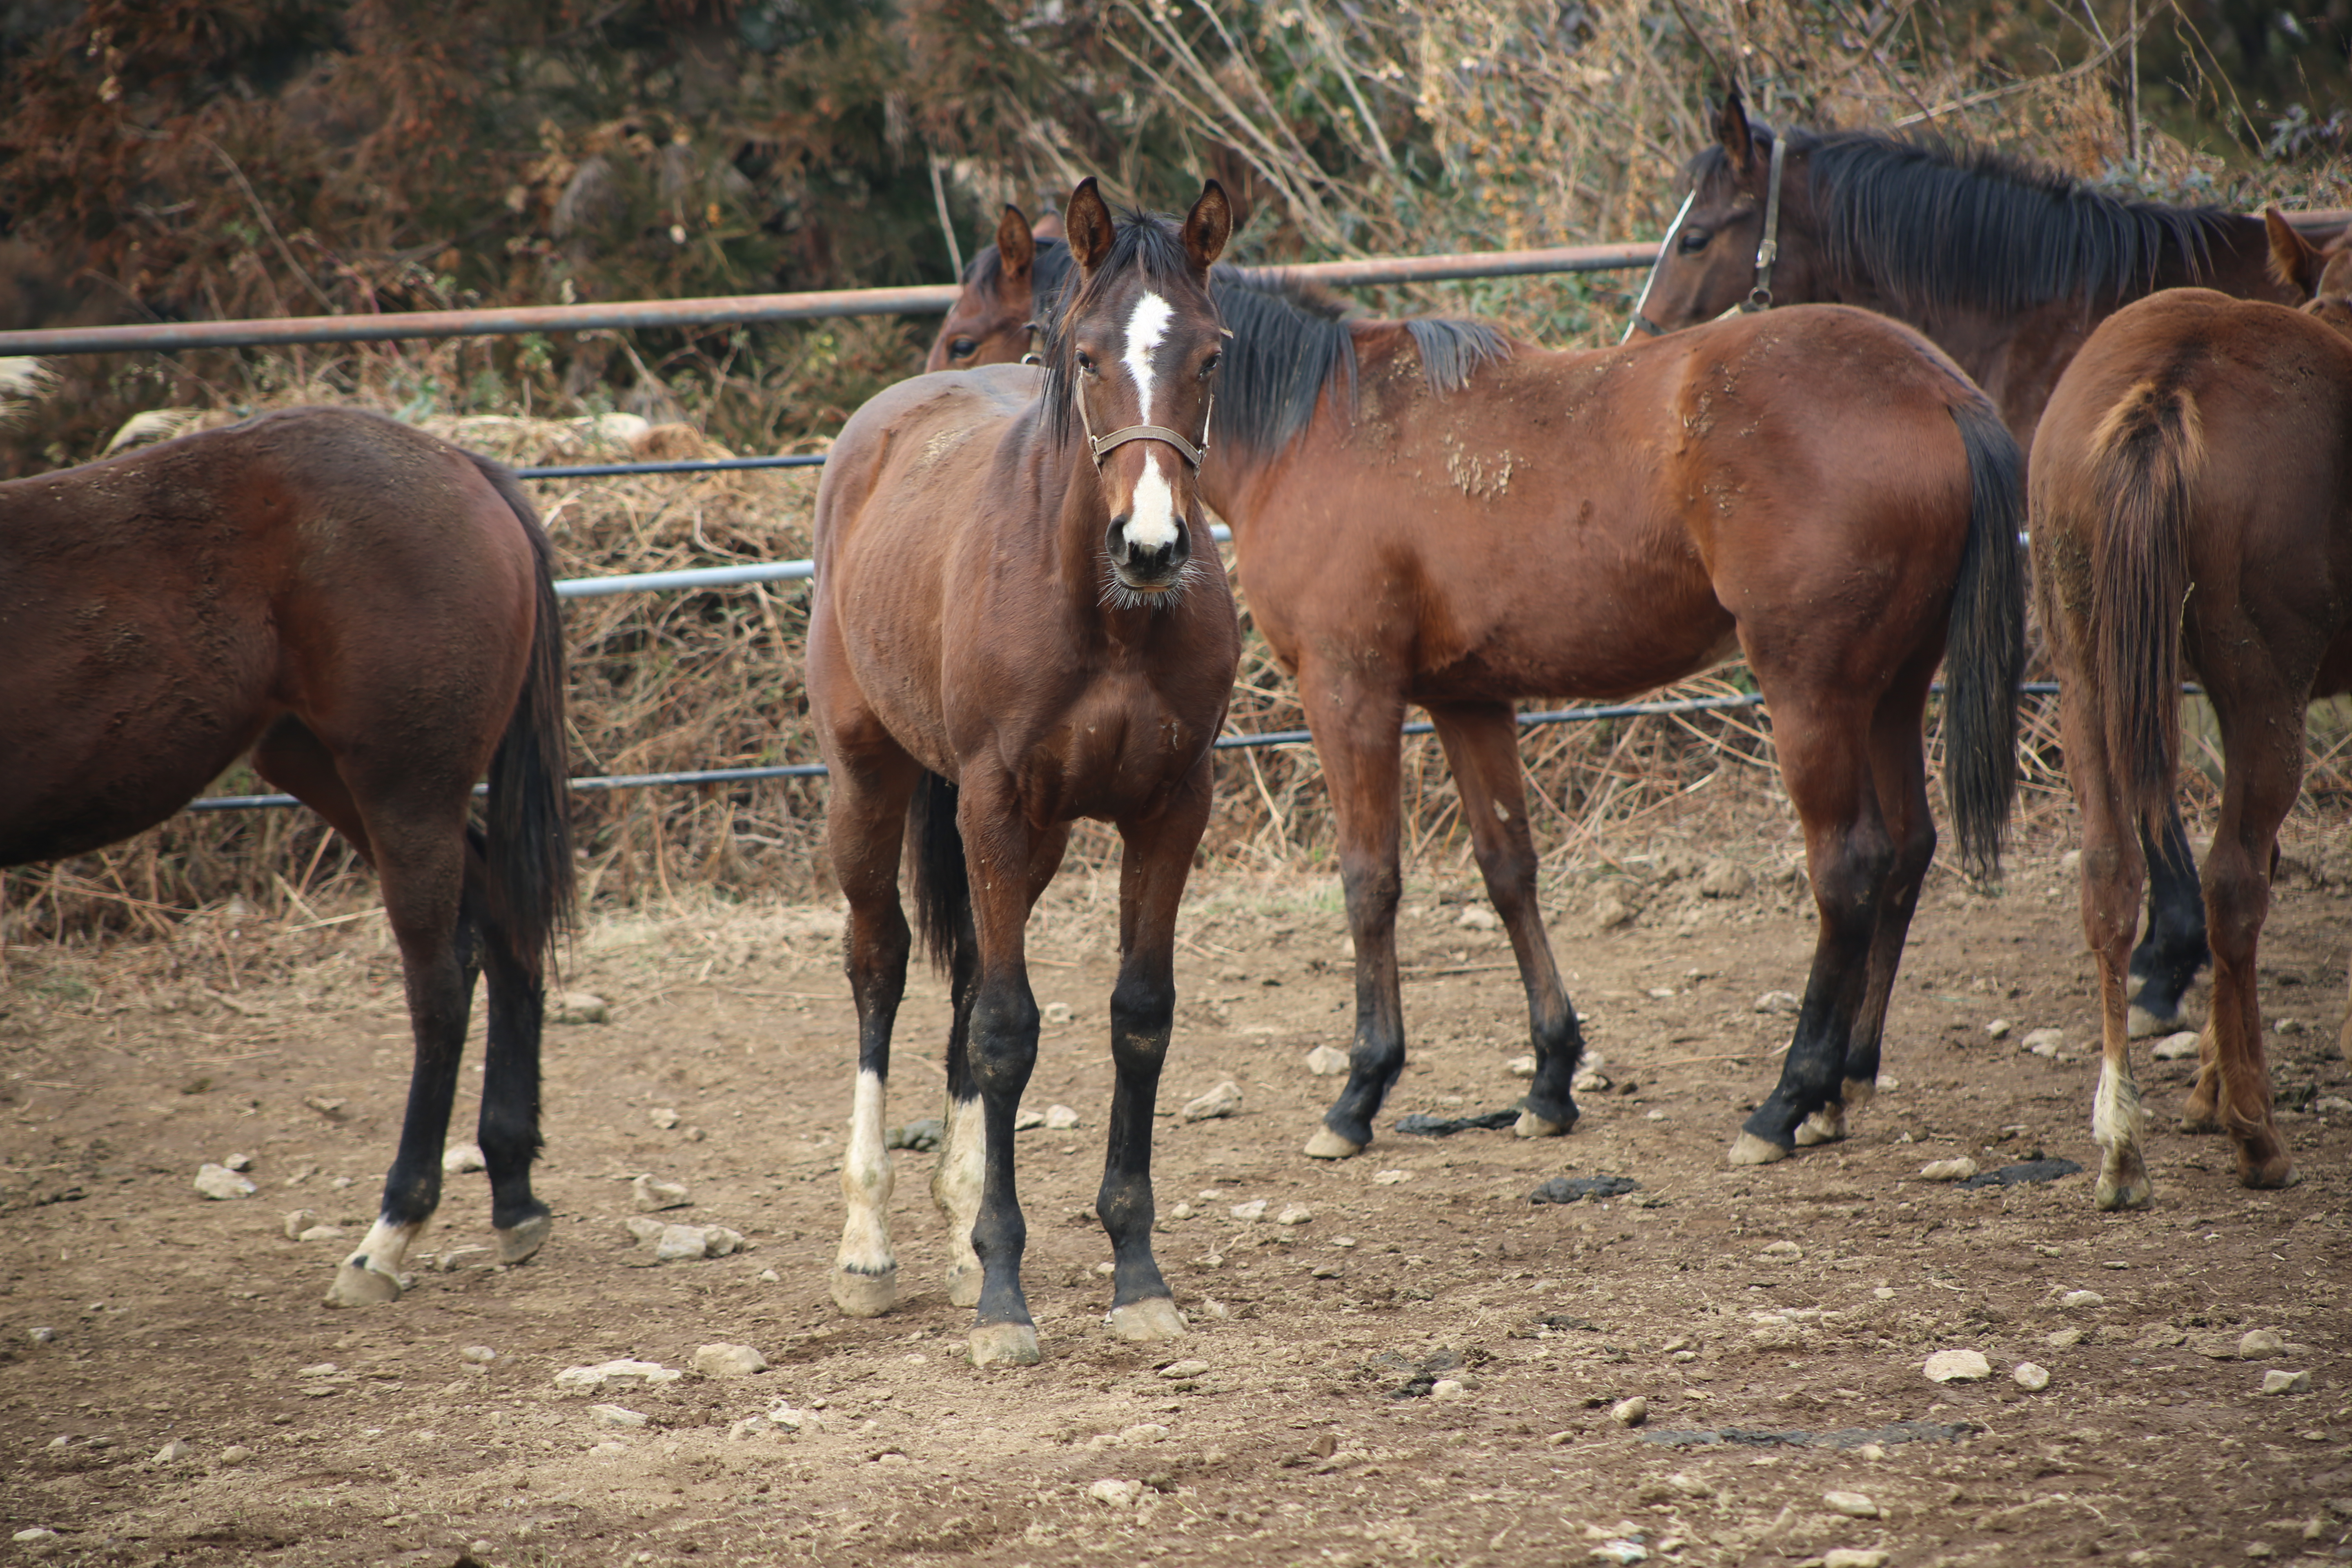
[1109,971,1175,1040]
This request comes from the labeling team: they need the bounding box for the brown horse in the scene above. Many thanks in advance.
[1630,91,2326,1042]
[0,407,574,1303]
[933,218,2026,1169]
[2030,212,2352,1208]
[810,178,1238,1366]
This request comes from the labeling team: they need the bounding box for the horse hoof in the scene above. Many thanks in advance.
[1513,1111,1569,1139]
[2237,1150,2301,1191]
[944,1265,981,1309]
[1303,1128,1363,1160]
[2094,1173,2154,1211]
[1109,1297,1187,1343]
[968,1321,1041,1368]
[1793,1106,1846,1147]
[829,1265,899,1318]
[1726,1131,1791,1167]
[325,1262,403,1308]
[2125,1004,2172,1040]
[496,1214,552,1265]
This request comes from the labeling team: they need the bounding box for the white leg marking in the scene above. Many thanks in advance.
[832,1069,897,1313]
[2092,1057,2142,1156]
[326,1217,420,1307]
[931,1093,987,1307]
[1119,291,1180,552]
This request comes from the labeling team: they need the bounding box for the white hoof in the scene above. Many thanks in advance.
[1109,1297,1187,1343]
[829,1265,899,1317]
[969,1321,1041,1367]
[1513,1111,1568,1139]
[1794,1105,1845,1147]
[2126,1004,2170,1040]
[944,1263,981,1309]
[496,1214,552,1265]
[1303,1128,1364,1160]
[325,1262,402,1308]
[1726,1131,1791,1167]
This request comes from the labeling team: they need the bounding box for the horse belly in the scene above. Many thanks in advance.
[1411,569,1737,704]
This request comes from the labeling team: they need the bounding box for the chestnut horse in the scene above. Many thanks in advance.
[932,216,2026,1169]
[1630,90,2326,1042]
[810,179,1239,1366]
[2030,213,2352,1208]
[0,407,573,1303]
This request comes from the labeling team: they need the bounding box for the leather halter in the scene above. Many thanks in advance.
[1622,131,1787,340]
[1071,353,1218,471]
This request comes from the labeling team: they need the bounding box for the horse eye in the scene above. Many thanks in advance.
[1678,228,1711,254]
[949,337,978,360]
[1199,352,1221,378]
[1075,351,1098,374]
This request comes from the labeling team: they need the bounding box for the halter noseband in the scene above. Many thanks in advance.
[1071,339,1224,471]
[1622,131,1786,341]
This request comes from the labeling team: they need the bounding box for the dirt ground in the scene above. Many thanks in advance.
[4,815,2349,1568]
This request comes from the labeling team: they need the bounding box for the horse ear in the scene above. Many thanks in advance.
[1066,178,1116,273]
[1183,180,1232,274]
[2266,207,2324,298]
[1716,87,1755,179]
[996,205,1035,281]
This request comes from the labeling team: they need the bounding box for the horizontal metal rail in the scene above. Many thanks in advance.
[519,453,828,480]
[180,683,2081,813]
[9,211,2345,359]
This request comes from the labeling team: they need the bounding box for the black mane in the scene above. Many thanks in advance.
[1019,232,1508,456]
[1687,125,2238,315]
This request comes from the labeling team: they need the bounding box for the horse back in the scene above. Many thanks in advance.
[0,408,544,864]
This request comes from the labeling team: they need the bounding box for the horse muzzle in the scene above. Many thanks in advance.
[1105,515,1191,594]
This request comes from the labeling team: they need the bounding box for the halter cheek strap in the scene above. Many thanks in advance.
[1622,130,1786,339]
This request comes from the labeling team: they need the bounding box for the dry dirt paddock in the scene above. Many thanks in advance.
[3,827,2350,1568]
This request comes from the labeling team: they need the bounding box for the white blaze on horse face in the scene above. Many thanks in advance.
[1120,290,1180,552]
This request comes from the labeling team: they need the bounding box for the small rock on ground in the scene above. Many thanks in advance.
[1430,1378,1469,1401]
[590,1404,647,1429]
[1275,1205,1313,1226]
[194,1164,256,1201]
[1158,1359,1211,1380]
[1456,904,1500,931]
[1044,1104,1080,1131]
[551,991,608,1025]
[1013,1105,1046,1131]
[1042,1001,1074,1026]
[1610,1395,1648,1427]
[2153,1030,2201,1060]
[2013,1362,2051,1391]
[691,1343,767,1377]
[2240,1329,2284,1360]
[1754,990,1800,1015]
[1506,1054,1537,1078]
[553,1359,682,1393]
[631,1174,691,1212]
[282,1209,318,1239]
[648,1107,681,1130]
[223,1153,253,1172]
[1305,1045,1349,1077]
[1924,1349,1992,1383]
[1823,1490,1879,1518]
[2263,1370,2313,1395]
[1919,1158,1978,1182]
[1089,1478,1142,1508]
[2061,1290,2105,1309]
[152,1439,192,1465]
[1824,1552,1891,1568]
[2022,1027,2065,1056]
[1182,1080,1243,1122]
[1985,1018,2013,1039]
[441,1143,486,1174]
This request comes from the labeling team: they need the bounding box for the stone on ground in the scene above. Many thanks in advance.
[1182,1080,1243,1122]
[2239,1329,2284,1360]
[1610,1395,1648,1427]
[1924,1349,1992,1383]
[2060,1290,2105,1310]
[2013,1361,2051,1391]
[589,1403,647,1428]
[282,1209,318,1239]
[1456,904,1500,930]
[441,1143,486,1174]
[1013,1105,1045,1131]
[2022,1027,2064,1056]
[1089,1478,1142,1508]
[152,1439,192,1465]
[1754,990,1800,1015]
[1305,1045,1349,1077]
[2263,1370,2312,1395]
[1275,1205,1312,1226]
[1823,1490,1879,1518]
[2153,1030,2201,1060]
[1157,1359,1211,1380]
[553,1359,682,1394]
[1044,1104,1080,1131]
[551,991,608,1024]
[691,1343,768,1378]
[1430,1378,1469,1401]
[1824,1552,1891,1568]
[632,1173,691,1212]
[194,1164,256,1201]
[1919,1158,1978,1181]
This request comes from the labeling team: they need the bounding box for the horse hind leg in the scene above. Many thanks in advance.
[1428,702,1582,1139]
[2127,809,2209,1037]
[253,719,481,1306]
[464,827,552,1265]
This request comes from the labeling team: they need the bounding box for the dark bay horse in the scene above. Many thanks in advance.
[2031,213,2352,1207]
[932,218,2025,1170]
[0,407,574,1302]
[810,178,1238,1366]
[1631,90,2324,1042]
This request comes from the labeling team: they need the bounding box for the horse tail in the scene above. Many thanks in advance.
[906,771,971,976]
[1943,397,2028,878]
[472,455,578,974]
[2086,375,2203,842]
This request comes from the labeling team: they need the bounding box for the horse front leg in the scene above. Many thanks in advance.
[1099,767,1211,1343]
[960,780,1045,1367]
[1427,701,1582,1138]
[1302,667,1410,1159]
[1729,699,1889,1165]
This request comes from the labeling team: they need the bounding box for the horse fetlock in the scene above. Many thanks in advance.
[968,1320,1042,1368]
[829,1263,900,1317]
[1793,1103,1846,1147]
[1108,1297,1187,1343]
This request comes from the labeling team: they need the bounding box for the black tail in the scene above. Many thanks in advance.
[472,455,577,973]
[906,770,971,976]
[1943,398,2027,878]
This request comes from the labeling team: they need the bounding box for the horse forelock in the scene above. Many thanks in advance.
[1699,125,2234,315]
